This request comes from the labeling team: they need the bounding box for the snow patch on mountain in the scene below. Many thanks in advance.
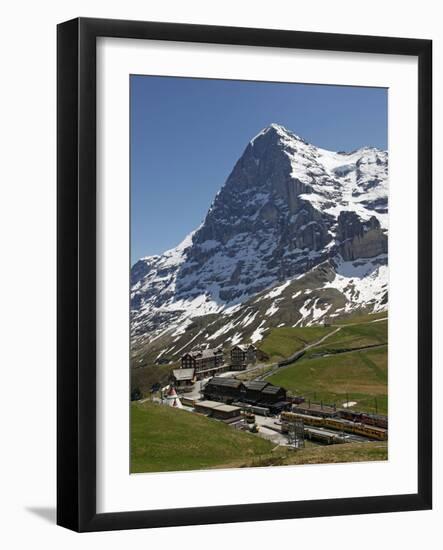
[324,255,388,313]
[265,302,279,316]
[251,321,267,343]
[264,281,291,300]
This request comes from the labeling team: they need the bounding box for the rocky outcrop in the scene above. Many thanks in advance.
[337,211,387,261]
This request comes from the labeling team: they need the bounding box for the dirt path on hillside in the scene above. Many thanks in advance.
[303,327,342,350]
[258,326,342,380]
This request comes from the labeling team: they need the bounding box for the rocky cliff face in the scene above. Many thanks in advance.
[130,124,388,365]
[337,212,388,261]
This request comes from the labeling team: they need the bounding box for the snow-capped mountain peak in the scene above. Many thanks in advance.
[131,124,388,364]
[251,122,304,144]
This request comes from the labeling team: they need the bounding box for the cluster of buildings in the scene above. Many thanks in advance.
[172,343,258,387]
[203,377,289,415]
[166,341,291,417]
[180,377,290,420]
[156,341,388,444]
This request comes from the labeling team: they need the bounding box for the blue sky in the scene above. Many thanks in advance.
[131,75,387,264]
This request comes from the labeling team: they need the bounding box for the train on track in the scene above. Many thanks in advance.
[281,411,388,441]
[291,404,388,430]
[337,409,388,429]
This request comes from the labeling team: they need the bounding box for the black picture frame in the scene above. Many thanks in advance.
[57,17,432,532]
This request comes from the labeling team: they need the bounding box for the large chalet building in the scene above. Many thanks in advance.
[178,342,258,381]
[230,344,257,368]
[181,347,225,379]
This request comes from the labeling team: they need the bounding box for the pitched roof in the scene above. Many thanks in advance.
[195,400,224,409]
[232,344,248,352]
[172,368,195,381]
[262,384,285,395]
[186,347,224,359]
[232,344,257,352]
[205,377,243,389]
[202,348,223,359]
[194,400,241,413]
[213,403,241,413]
[244,380,268,391]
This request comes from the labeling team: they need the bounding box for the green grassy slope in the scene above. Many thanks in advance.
[131,401,274,473]
[332,311,387,325]
[260,325,335,362]
[268,345,388,414]
[305,320,387,357]
[280,441,387,466]
[204,441,387,469]
[131,402,387,473]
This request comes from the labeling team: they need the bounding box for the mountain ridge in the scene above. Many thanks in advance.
[130,124,388,366]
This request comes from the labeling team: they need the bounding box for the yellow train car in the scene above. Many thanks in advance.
[351,423,387,440]
[281,411,323,427]
[324,417,387,440]
[323,417,346,431]
[282,411,388,441]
